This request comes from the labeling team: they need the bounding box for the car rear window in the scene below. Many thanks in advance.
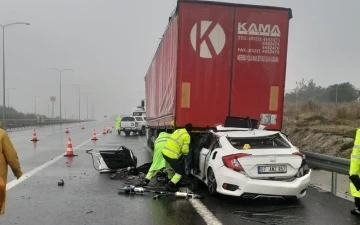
[135,117,143,121]
[121,117,135,121]
[226,134,291,150]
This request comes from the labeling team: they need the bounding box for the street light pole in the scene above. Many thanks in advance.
[34,96,40,116]
[7,87,15,108]
[0,22,30,128]
[83,93,91,120]
[47,68,73,121]
[71,84,88,122]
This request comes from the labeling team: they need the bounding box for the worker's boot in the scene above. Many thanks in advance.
[351,206,360,216]
[176,179,187,188]
[165,181,178,192]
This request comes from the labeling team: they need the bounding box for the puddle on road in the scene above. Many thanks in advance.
[33,141,37,151]
[235,205,304,225]
[65,157,73,167]
[237,212,302,225]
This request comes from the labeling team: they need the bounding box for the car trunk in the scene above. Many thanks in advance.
[121,117,136,129]
[236,150,302,178]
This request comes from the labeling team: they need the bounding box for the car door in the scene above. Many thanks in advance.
[198,133,216,179]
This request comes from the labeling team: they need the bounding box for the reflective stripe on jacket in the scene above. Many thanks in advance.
[350,128,360,197]
[161,128,190,159]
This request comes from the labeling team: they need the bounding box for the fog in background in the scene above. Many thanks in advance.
[0,0,358,119]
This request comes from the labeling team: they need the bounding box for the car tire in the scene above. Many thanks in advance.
[207,168,218,197]
[125,131,130,136]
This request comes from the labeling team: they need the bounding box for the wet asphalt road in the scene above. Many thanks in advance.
[0,120,359,225]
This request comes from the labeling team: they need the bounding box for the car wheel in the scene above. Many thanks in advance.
[207,168,217,197]
[125,131,130,136]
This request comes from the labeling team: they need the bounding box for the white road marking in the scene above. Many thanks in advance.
[189,199,223,225]
[6,133,102,190]
[143,143,223,225]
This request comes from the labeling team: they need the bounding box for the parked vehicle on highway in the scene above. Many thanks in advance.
[143,1,306,199]
[190,117,311,200]
[144,0,293,148]
[134,116,146,136]
[120,116,147,136]
[120,117,138,136]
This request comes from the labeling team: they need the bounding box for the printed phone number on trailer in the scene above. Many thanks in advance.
[237,48,261,53]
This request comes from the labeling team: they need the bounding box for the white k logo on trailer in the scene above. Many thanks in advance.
[190,21,226,58]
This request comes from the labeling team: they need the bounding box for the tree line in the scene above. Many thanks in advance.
[285,79,359,103]
[0,106,38,120]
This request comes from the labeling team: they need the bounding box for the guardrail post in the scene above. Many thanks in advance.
[331,172,338,195]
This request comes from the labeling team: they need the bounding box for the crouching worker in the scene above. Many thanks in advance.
[162,123,192,192]
[135,131,173,186]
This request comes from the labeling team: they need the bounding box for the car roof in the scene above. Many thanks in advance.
[213,125,280,138]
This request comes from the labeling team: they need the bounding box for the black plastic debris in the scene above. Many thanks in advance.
[58,179,64,186]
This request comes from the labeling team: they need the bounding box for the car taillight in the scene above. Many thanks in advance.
[222,153,251,172]
[292,152,305,160]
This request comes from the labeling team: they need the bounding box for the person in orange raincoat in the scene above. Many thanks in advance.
[0,129,23,215]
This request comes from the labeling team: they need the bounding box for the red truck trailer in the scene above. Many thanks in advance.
[145,0,292,147]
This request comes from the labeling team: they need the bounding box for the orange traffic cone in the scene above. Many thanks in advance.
[30,129,39,141]
[64,137,78,157]
[102,128,106,134]
[81,124,85,129]
[65,126,70,133]
[91,129,98,140]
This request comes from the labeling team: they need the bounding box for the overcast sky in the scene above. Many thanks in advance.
[0,0,358,119]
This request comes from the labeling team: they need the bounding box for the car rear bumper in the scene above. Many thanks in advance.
[120,128,138,131]
[214,166,311,199]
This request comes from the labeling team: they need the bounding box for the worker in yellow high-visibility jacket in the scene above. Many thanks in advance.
[135,131,174,187]
[162,123,192,192]
[350,128,360,216]
[115,115,121,135]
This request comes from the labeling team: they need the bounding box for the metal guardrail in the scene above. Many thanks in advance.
[301,151,350,196]
[1,119,95,130]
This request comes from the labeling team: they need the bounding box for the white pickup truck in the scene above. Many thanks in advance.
[120,116,146,136]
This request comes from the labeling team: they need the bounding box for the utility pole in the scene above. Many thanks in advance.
[47,68,74,122]
[34,96,40,116]
[71,84,88,122]
[83,93,91,120]
[7,87,15,108]
[0,22,30,128]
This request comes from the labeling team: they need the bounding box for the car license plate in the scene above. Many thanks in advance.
[258,165,287,174]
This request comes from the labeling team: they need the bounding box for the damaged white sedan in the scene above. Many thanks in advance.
[190,124,311,200]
